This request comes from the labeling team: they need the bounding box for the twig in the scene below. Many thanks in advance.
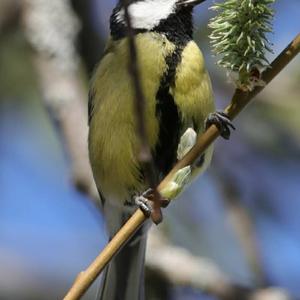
[122,0,163,223]
[63,33,300,300]
[159,34,300,188]
[122,0,150,165]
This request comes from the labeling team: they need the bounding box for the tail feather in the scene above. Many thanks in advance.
[97,201,149,300]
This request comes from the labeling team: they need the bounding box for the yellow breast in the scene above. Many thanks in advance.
[89,33,175,201]
[89,35,215,203]
[173,41,215,132]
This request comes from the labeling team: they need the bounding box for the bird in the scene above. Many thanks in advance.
[88,0,234,299]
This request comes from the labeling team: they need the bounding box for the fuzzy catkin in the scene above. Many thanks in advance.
[209,0,275,90]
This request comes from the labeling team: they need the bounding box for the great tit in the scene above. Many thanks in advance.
[88,0,233,299]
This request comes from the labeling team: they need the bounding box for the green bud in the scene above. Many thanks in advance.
[177,128,197,161]
[160,166,192,199]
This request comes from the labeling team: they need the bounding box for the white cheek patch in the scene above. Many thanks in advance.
[117,0,177,30]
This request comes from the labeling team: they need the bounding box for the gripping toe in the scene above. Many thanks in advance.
[205,111,235,140]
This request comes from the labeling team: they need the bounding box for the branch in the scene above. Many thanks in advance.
[225,195,265,284]
[0,0,21,33]
[63,33,300,300]
[146,228,290,300]
[159,37,300,190]
[122,0,151,165]
[22,0,97,198]
[122,0,162,223]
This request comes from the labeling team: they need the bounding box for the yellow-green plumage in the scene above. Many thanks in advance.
[88,32,214,203]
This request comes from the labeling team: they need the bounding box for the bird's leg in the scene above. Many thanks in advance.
[134,188,169,224]
[205,111,235,140]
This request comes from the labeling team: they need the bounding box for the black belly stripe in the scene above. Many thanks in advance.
[153,46,185,177]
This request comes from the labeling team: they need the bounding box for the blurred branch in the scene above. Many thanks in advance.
[146,228,290,300]
[222,180,265,285]
[146,227,240,299]
[21,0,97,198]
[70,0,104,75]
[212,160,266,286]
[63,29,300,300]
[0,0,21,33]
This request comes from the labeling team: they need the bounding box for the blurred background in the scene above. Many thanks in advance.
[0,0,300,299]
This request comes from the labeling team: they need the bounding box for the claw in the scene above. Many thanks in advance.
[134,189,170,224]
[205,111,235,140]
[134,192,153,218]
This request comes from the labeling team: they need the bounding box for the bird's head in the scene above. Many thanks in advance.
[110,0,205,40]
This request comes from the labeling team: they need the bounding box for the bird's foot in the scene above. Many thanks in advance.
[134,189,153,217]
[205,111,235,140]
[134,188,169,224]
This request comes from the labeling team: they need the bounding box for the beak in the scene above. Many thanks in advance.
[178,0,206,7]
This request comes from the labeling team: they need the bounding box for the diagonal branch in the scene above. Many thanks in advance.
[159,33,300,189]
[122,0,163,224]
[63,33,300,300]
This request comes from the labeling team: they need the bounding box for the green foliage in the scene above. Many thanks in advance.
[209,0,275,90]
